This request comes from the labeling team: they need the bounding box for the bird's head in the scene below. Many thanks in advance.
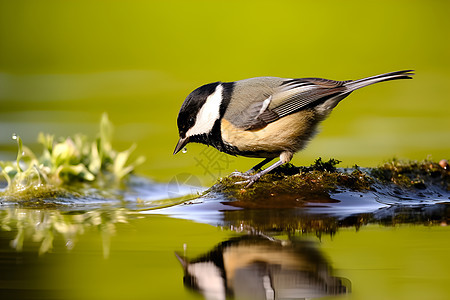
[174,82,223,154]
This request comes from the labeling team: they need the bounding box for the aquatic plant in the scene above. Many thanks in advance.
[0,113,145,202]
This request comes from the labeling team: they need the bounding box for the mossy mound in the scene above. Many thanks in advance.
[213,158,449,207]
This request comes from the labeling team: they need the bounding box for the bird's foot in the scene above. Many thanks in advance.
[234,173,261,188]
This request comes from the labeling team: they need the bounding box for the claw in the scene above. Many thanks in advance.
[244,179,257,188]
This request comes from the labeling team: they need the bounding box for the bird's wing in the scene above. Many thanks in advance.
[225,77,350,130]
[268,78,350,119]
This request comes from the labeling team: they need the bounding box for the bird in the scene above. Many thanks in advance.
[174,70,414,187]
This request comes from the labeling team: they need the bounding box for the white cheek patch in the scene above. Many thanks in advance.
[186,84,223,137]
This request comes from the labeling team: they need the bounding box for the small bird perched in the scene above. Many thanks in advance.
[174,70,414,187]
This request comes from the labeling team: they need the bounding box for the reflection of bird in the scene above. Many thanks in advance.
[174,70,414,186]
[175,235,349,300]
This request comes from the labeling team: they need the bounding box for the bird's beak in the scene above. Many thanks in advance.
[173,137,189,155]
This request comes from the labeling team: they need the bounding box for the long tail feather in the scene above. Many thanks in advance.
[345,70,414,92]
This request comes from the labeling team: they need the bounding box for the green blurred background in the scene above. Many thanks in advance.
[1,0,449,186]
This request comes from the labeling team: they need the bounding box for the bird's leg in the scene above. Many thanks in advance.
[230,158,274,177]
[234,152,293,188]
[248,158,275,174]
[235,159,285,188]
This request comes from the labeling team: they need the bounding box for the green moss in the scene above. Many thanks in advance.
[371,158,449,190]
[0,185,75,207]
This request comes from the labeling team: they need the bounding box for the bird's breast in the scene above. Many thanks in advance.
[220,110,320,157]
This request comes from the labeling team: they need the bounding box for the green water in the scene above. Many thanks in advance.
[1,1,450,299]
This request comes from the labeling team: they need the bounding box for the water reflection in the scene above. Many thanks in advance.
[176,235,349,300]
[0,208,129,257]
[221,203,450,235]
